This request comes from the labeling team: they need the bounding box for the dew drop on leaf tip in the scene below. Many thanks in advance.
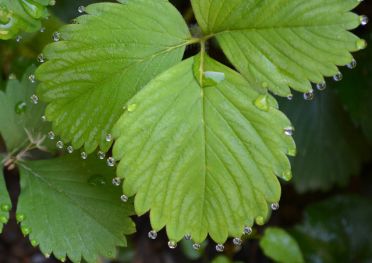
[120,195,128,202]
[333,72,343,82]
[233,237,242,246]
[243,226,252,235]
[303,90,314,101]
[112,177,121,186]
[52,32,61,42]
[216,244,224,252]
[316,82,326,91]
[107,157,116,167]
[56,140,64,149]
[347,59,357,69]
[105,133,112,142]
[16,35,22,43]
[360,15,369,26]
[193,243,201,250]
[148,230,157,240]
[30,94,39,104]
[67,145,74,154]
[81,151,87,160]
[184,234,191,240]
[271,202,280,211]
[97,151,106,160]
[168,240,177,249]
[48,131,55,140]
[78,6,85,14]
[284,127,294,136]
[28,74,36,83]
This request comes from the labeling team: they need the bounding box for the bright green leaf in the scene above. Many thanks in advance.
[212,256,232,263]
[260,227,304,263]
[291,195,372,263]
[36,0,192,154]
[279,89,370,193]
[0,0,50,40]
[192,0,364,96]
[17,154,135,263]
[0,156,12,233]
[113,55,295,244]
[0,66,51,153]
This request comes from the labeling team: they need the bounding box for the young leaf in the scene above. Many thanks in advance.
[113,55,295,244]
[0,156,12,233]
[0,66,51,153]
[279,89,370,193]
[17,154,135,263]
[0,0,50,40]
[291,195,372,263]
[260,227,304,263]
[36,0,192,154]
[191,0,365,96]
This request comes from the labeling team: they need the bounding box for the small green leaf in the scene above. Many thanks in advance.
[279,89,370,193]
[0,66,51,153]
[36,0,192,154]
[0,156,12,233]
[0,0,50,40]
[192,0,364,96]
[291,195,372,263]
[260,227,304,263]
[212,256,232,263]
[17,154,135,263]
[113,55,294,243]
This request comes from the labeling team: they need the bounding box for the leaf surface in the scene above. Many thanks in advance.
[113,55,295,243]
[36,0,191,154]
[279,89,370,193]
[0,66,51,153]
[0,0,50,40]
[17,154,135,263]
[260,227,304,263]
[0,156,11,233]
[291,195,372,263]
[192,0,364,96]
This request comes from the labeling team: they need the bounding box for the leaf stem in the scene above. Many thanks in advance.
[199,39,206,87]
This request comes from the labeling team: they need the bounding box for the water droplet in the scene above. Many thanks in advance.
[112,177,121,186]
[48,131,55,140]
[60,257,66,263]
[37,53,45,63]
[204,71,225,85]
[16,213,25,222]
[40,27,46,33]
[56,141,64,149]
[233,237,242,246]
[127,104,137,112]
[184,234,192,240]
[21,226,31,236]
[287,94,293,101]
[107,157,116,167]
[284,127,294,136]
[243,226,252,235]
[347,59,357,69]
[97,151,106,160]
[41,115,47,121]
[52,31,61,42]
[333,72,343,82]
[1,204,11,212]
[254,94,270,111]
[148,230,157,240]
[106,134,112,142]
[44,254,50,258]
[49,0,56,6]
[30,94,39,104]
[0,216,8,224]
[316,82,327,91]
[303,90,314,101]
[168,240,177,249]
[255,216,265,225]
[88,174,107,186]
[216,244,224,252]
[193,243,201,250]
[81,152,87,160]
[360,15,369,26]
[15,101,27,115]
[28,74,36,83]
[356,39,367,50]
[271,202,280,211]
[31,239,38,247]
[8,73,16,80]
[120,195,128,202]
[78,6,85,13]
[16,35,22,42]
[67,146,74,154]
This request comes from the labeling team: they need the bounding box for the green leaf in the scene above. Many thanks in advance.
[0,156,12,233]
[36,0,192,154]
[17,154,135,263]
[191,0,365,96]
[279,89,370,193]
[260,227,304,263]
[0,0,50,40]
[291,195,372,263]
[0,66,51,153]
[212,256,232,263]
[336,36,372,143]
[113,55,295,244]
